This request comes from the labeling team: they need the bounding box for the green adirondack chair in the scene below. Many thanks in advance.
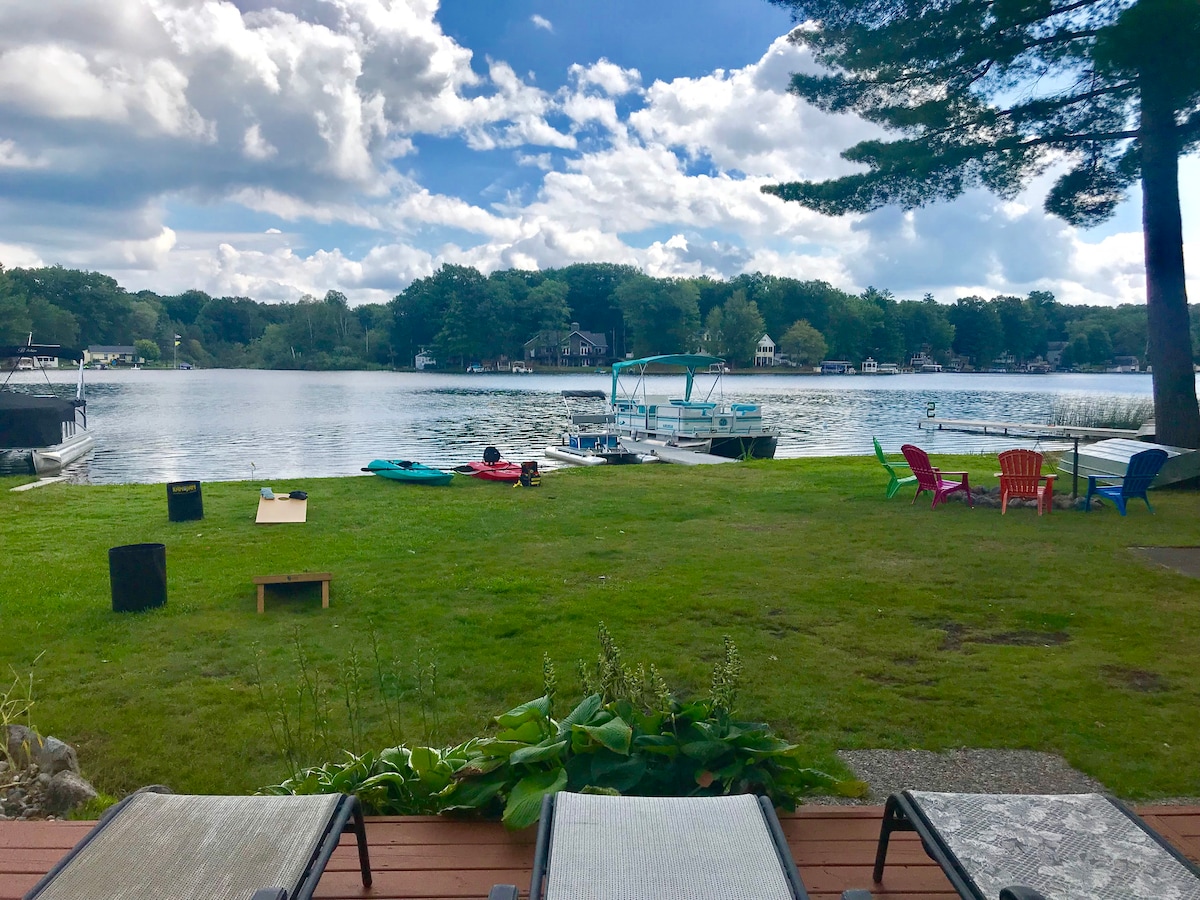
[874,437,918,499]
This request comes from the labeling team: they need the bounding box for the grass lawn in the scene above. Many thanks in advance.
[2,457,1199,801]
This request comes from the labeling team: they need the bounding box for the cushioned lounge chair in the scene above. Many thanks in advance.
[872,791,1200,900]
[491,792,811,900]
[24,792,371,900]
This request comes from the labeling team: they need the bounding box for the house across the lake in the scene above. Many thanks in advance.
[524,323,610,367]
[85,345,137,366]
[754,334,777,367]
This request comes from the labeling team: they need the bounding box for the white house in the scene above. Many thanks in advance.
[415,350,437,370]
[754,334,776,367]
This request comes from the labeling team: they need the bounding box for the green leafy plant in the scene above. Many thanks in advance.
[262,627,863,828]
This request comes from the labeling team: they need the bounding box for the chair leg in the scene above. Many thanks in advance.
[1001,489,1008,515]
[962,477,973,508]
[1115,496,1127,516]
[1144,495,1155,514]
[351,800,372,886]
[874,794,906,882]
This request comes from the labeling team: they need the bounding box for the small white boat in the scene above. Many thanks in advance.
[1,339,93,476]
[545,390,645,465]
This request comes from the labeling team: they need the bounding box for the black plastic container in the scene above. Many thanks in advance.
[109,543,167,613]
[166,480,203,521]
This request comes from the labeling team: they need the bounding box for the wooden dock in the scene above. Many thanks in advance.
[3,805,1198,899]
[916,418,1140,441]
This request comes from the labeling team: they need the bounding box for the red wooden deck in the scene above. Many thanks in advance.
[2,805,1198,899]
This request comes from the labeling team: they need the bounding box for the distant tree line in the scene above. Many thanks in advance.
[2,262,1199,371]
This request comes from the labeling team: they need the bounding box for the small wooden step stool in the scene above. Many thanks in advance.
[254,572,332,613]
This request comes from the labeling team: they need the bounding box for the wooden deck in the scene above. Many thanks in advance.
[3,805,1198,899]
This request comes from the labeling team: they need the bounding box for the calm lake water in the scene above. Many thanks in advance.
[5,368,1163,484]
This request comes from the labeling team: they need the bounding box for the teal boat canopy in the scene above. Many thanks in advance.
[610,354,726,403]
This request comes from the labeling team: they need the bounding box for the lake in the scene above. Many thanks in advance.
[4,368,1162,484]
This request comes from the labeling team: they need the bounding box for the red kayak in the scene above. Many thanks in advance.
[453,460,523,482]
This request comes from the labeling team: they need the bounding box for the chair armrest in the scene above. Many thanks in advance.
[842,891,875,900]
[1041,474,1057,481]
[938,471,969,477]
[1087,474,1124,488]
[488,886,520,900]
[251,892,287,900]
[892,461,911,468]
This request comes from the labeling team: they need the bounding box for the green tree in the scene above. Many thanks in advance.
[716,291,766,366]
[134,338,160,363]
[614,275,701,357]
[948,297,1004,369]
[764,0,1200,447]
[780,319,828,366]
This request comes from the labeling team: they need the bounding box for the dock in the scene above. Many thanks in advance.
[917,418,1139,441]
[619,438,736,465]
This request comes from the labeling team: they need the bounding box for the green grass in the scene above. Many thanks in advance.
[2,459,1199,801]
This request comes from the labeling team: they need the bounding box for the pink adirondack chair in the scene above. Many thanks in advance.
[900,444,973,509]
[996,448,1056,515]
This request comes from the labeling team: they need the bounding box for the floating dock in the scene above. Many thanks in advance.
[619,438,736,465]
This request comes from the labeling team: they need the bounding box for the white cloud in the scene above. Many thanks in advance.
[0,5,1193,313]
[568,59,642,96]
[530,14,553,32]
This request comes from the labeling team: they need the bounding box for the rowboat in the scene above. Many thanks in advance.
[362,459,453,485]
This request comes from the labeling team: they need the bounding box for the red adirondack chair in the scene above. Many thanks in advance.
[901,444,973,509]
[996,448,1056,515]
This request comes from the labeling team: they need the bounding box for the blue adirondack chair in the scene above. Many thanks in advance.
[874,437,918,499]
[1085,448,1169,515]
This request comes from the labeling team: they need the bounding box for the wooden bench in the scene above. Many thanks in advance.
[254,572,332,613]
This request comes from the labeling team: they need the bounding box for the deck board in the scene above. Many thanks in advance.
[1,805,1196,899]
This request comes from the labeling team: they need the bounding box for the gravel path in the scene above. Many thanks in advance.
[836,749,1105,802]
[806,748,1199,806]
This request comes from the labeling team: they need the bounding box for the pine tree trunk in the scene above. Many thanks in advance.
[1140,83,1200,448]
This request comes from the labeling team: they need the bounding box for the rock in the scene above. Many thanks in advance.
[3,725,40,769]
[45,771,97,816]
[36,736,79,776]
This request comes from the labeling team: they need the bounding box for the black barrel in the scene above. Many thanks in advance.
[109,543,167,613]
[166,480,203,521]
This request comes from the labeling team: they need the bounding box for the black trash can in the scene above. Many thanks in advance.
[109,543,167,613]
[166,480,203,522]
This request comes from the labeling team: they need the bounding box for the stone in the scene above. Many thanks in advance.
[35,736,79,776]
[45,771,97,816]
[3,724,40,769]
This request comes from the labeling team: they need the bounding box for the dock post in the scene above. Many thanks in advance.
[1072,437,1080,498]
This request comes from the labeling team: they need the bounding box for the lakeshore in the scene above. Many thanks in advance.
[2,456,1199,803]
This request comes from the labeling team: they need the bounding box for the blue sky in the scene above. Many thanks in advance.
[0,0,1194,308]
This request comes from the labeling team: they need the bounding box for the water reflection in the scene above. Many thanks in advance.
[5,369,1161,484]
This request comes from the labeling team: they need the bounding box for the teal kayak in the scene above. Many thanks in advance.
[363,459,453,486]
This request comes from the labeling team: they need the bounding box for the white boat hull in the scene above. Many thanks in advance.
[545,446,608,466]
[32,432,95,475]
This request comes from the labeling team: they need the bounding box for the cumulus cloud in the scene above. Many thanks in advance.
[0,4,1191,312]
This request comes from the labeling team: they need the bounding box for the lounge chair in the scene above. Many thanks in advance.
[874,437,918,499]
[1085,447,1169,515]
[872,790,1200,900]
[24,792,371,900]
[996,448,1056,516]
[492,792,811,900]
[901,444,973,509]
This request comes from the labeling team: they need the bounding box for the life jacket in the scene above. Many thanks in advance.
[517,460,541,488]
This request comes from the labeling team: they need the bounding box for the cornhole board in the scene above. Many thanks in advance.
[254,572,332,613]
[256,496,308,523]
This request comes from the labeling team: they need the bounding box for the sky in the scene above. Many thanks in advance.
[0,0,1196,309]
